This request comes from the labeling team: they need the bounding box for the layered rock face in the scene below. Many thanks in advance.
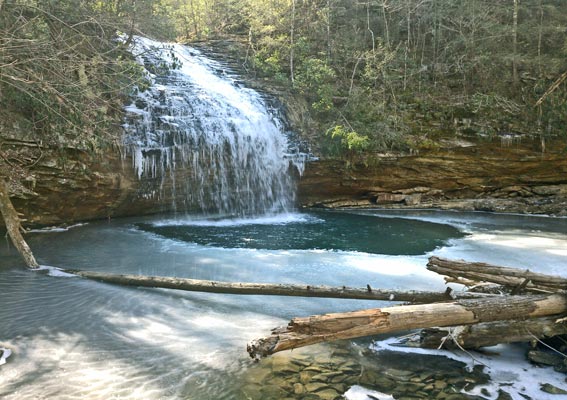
[298,138,567,216]
[10,135,566,228]
[8,146,180,226]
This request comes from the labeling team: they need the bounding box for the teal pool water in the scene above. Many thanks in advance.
[135,211,464,255]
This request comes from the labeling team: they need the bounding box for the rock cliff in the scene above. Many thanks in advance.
[298,138,567,216]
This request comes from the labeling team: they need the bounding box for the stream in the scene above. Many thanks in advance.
[2,35,567,400]
[1,210,567,399]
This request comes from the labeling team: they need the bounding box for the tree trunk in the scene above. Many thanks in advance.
[427,256,567,293]
[412,316,567,349]
[65,269,487,303]
[512,0,519,86]
[326,0,332,62]
[290,0,296,84]
[247,294,567,358]
[0,179,39,268]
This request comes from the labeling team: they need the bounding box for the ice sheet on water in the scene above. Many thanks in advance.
[344,386,395,400]
[150,212,323,227]
[27,223,87,233]
[0,348,11,366]
[368,337,567,400]
[37,265,77,278]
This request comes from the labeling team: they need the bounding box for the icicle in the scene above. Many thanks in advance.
[123,36,307,217]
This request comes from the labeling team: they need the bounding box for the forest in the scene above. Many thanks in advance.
[2,2,567,399]
[1,0,566,163]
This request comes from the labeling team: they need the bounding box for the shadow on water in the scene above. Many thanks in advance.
[0,266,273,399]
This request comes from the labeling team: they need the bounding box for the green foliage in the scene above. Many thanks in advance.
[3,0,567,166]
[295,58,336,112]
[325,125,370,156]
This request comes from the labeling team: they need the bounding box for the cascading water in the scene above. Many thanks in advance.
[122,37,306,217]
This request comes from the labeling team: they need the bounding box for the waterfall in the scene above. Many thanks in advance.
[123,37,306,217]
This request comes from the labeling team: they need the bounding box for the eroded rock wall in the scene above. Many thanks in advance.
[3,142,190,226]
[298,139,567,216]
[5,130,567,227]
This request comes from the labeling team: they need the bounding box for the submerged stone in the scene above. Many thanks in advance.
[272,357,302,374]
[541,383,567,395]
[243,367,271,383]
[315,388,341,400]
[359,369,396,390]
[304,382,329,392]
[528,350,564,367]
[293,382,305,395]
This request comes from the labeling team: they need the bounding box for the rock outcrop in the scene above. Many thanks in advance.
[298,138,567,216]
[5,143,178,226]
[3,132,567,227]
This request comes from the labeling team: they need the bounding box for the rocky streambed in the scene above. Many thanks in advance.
[2,329,566,399]
[237,340,557,400]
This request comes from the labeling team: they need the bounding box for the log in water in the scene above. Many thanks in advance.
[247,293,567,358]
[65,269,486,303]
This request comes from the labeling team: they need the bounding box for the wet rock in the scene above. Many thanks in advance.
[303,365,326,373]
[134,99,148,109]
[293,382,305,395]
[302,394,323,400]
[305,382,329,392]
[260,384,289,399]
[527,350,564,367]
[244,366,271,383]
[272,356,302,374]
[315,388,342,400]
[240,383,262,399]
[359,370,396,390]
[382,368,414,382]
[311,371,342,383]
[496,389,513,400]
[423,383,435,391]
[333,383,347,393]
[290,357,311,368]
[300,370,319,384]
[330,374,348,384]
[397,382,426,392]
[434,380,448,390]
[265,376,294,392]
[541,383,567,395]
[339,361,359,370]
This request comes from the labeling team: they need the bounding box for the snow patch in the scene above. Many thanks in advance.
[0,348,12,366]
[344,385,395,400]
[37,265,77,278]
[27,223,87,233]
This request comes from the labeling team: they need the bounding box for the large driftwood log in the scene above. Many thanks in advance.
[0,179,38,268]
[66,269,487,303]
[247,294,567,358]
[427,256,567,293]
[411,316,567,349]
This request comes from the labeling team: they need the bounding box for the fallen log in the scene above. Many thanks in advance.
[65,269,486,303]
[427,256,567,293]
[247,293,567,358]
[0,179,38,269]
[408,316,567,349]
